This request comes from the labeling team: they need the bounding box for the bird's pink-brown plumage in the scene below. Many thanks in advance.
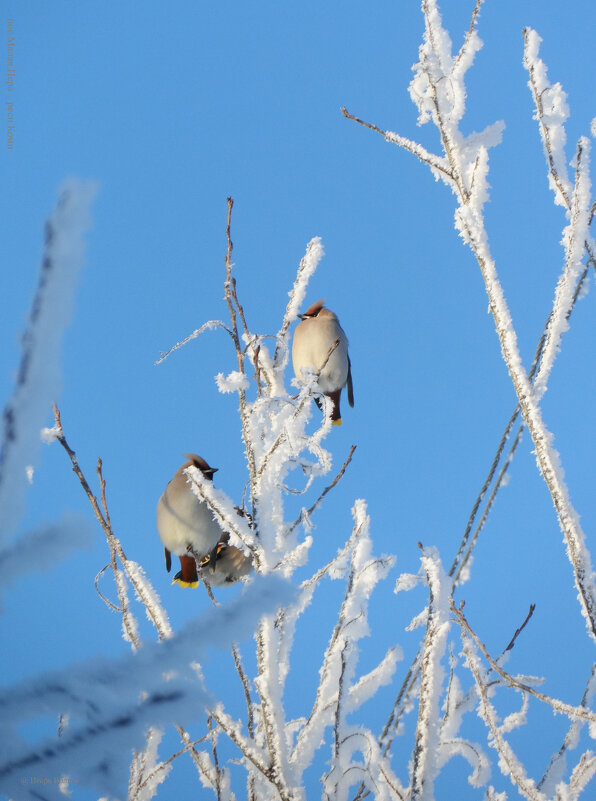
[292,299,354,424]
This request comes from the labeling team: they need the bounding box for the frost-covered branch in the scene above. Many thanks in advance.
[222,198,259,514]
[460,628,547,801]
[0,179,96,545]
[53,404,173,641]
[409,547,451,801]
[538,663,596,796]
[532,138,592,399]
[285,445,357,538]
[451,601,596,725]
[155,320,235,365]
[273,236,325,372]
[344,0,596,641]
[292,502,396,793]
[0,575,291,800]
[128,729,173,801]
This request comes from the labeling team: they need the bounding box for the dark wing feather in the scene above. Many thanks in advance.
[346,355,354,407]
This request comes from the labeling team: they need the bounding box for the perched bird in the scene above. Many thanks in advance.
[157,453,222,588]
[198,533,253,587]
[292,299,354,425]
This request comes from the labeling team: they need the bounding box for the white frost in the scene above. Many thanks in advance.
[0,179,97,547]
[215,370,250,394]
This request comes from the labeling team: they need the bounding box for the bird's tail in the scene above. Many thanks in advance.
[172,554,199,588]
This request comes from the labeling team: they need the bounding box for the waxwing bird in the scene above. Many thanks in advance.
[292,299,354,425]
[198,533,253,587]
[157,453,222,588]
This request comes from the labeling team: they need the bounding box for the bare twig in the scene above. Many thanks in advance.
[222,198,259,523]
[55,405,172,641]
[538,663,596,791]
[285,445,357,537]
[272,237,324,371]
[185,476,261,569]
[52,405,228,790]
[97,458,112,529]
[258,338,341,480]
[453,0,483,71]
[452,600,596,725]
[382,251,591,759]
[523,28,571,211]
[333,641,350,761]
[209,706,275,786]
[194,557,256,742]
[207,715,223,801]
[133,732,211,796]
[410,549,448,801]
[174,724,222,791]
[463,637,559,800]
[94,563,123,612]
[504,604,536,652]
[341,107,453,182]
[155,320,234,365]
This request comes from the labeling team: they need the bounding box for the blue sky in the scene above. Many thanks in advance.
[1,1,595,798]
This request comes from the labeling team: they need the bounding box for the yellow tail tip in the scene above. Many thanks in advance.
[332,418,342,427]
[172,578,199,589]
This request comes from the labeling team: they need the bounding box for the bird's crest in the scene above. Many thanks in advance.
[302,298,326,318]
[184,452,218,476]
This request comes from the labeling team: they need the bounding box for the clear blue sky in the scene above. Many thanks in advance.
[1,1,595,798]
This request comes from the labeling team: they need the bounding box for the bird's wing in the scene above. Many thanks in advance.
[164,547,172,573]
[347,355,354,407]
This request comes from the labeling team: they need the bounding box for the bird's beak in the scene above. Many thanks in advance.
[298,314,307,321]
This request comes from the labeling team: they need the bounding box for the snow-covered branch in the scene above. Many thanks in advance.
[0,179,96,545]
[345,0,596,643]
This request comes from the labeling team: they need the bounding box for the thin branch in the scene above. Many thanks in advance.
[341,106,454,182]
[94,563,124,612]
[254,621,293,799]
[285,445,357,537]
[196,562,256,743]
[134,733,211,796]
[523,28,571,211]
[452,260,589,586]
[448,403,521,578]
[462,638,549,801]
[459,211,596,641]
[222,198,259,522]
[292,516,377,767]
[209,707,274,785]
[97,457,112,529]
[504,604,536,652]
[538,663,596,791]
[452,600,596,725]
[207,715,223,801]
[453,0,483,71]
[334,642,350,760]
[174,724,222,791]
[185,477,261,568]
[258,338,340,480]
[410,548,448,801]
[52,406,219,793]
[155,320,234,365]
[232,645,255,741]
[53,405,173,644]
